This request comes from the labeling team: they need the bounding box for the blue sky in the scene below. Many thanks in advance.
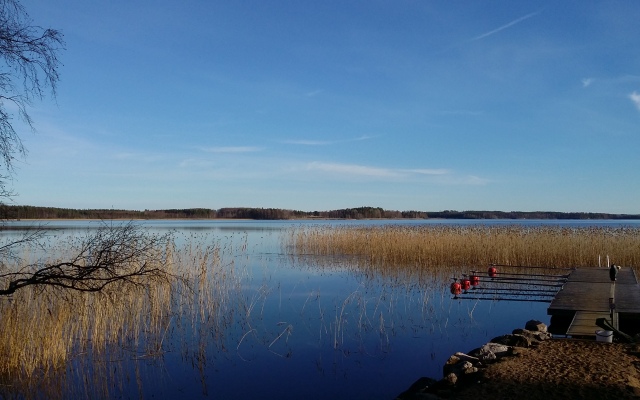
[11,1,640,213]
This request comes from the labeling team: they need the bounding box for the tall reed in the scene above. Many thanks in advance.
[0,233,237,389]
[285,225,640,280]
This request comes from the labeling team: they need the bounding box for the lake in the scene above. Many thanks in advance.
[2,219,639,399]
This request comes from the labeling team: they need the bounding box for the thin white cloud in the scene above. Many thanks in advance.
[353,134,378,141]
[305,162,489,186]
[582,78,593,88]
[472,11,541,41]
[306,163,462,181]
[282,134,378,146]
[404,168,450,175]
[200,146,263,153]
[307,162,400,178]
[629,91,640,111]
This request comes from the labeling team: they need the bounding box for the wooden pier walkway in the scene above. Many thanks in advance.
[547,267,640,336]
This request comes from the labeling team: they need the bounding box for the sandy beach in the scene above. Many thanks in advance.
[449,339,640,400]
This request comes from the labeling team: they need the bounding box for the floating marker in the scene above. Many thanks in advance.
[450,282,462,295]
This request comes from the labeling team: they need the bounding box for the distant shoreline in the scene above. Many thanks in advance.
[2,205,640,221]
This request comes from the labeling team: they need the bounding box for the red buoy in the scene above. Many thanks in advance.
[461,278,471,291]
[488,266,498,277]
[450,282,462,295]
[471,275,480,286]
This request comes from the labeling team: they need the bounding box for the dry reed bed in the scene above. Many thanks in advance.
[0,237,237,384]
[286,225,640,280]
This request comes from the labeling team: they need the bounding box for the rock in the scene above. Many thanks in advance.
[442,355,459,377]
[453,352,480,364]
[481,343,511,356]
[460,362,478,375]
[444,354,460,366]
[525,319,548,332]
[443,358,473,377]
[470,343,511,363]
[397,320,556,399]
[512,328,552,342]
[443,352,482,376]
[490,333,531,348]
[458,361,480,376]
[443,372,458,385]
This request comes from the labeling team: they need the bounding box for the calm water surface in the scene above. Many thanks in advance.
[3,219,639,399]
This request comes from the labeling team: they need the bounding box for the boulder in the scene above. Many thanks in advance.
[443,372,458,386]
[490,333,531,348]
[443,354,481,377]
[525,319,548,332]
[453,352,480,364]
[469,343,511,363]
[397,320,557,399]
[512,328,552,342]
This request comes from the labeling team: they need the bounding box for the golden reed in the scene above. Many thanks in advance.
[286,225,640,280]
[0,237,236,381]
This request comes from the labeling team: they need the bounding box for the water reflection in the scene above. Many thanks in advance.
[1,220,635,399]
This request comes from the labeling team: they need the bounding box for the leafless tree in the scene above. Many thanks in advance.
[0,0,64,179]
[0,221,173,296]
[0,2,173,296]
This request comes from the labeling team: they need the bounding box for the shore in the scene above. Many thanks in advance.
[400,338,640,399]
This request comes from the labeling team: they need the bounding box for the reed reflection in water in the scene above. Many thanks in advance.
[1,220,636,398]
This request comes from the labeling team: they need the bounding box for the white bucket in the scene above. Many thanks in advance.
[595,330,613,343]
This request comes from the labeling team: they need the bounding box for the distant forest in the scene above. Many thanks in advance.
[1,205,639,221]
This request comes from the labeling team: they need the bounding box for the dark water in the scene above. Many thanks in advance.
[2,219,639,399]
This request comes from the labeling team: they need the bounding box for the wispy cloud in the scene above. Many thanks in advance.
[307,162,400,178]
[305,162,489,186]
[582,78,593,88]
[353,134,377,141]
[472,11,541,41]
[629,91,640,111]
[403,168,450,175]
[200,146,264,153]
[282,134,378,146]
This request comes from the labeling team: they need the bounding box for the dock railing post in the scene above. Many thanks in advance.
[609,283,617,328]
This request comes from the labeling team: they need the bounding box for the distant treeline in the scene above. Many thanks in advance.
[1,205,639,221]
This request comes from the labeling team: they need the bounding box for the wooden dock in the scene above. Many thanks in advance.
[547,267,640,336]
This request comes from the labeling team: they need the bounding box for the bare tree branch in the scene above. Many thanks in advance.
[0,0,64,186]
[0,221,173,296]
[0,3,157,299]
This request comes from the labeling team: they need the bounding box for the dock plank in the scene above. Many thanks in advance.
[566,311,612,336]
[548,267,640,335]
[548,281,611,314]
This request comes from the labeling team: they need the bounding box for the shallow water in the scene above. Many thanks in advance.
[2,219,638,399]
